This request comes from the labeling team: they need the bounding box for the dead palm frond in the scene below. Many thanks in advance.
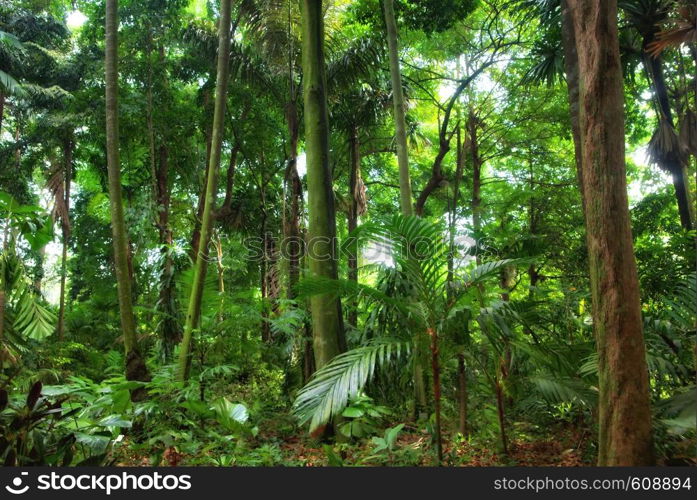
[646,4,696,57]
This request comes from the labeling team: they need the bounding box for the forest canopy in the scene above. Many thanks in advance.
[0,0,695,467]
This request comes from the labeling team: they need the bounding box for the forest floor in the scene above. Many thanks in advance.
[113,420,594,467]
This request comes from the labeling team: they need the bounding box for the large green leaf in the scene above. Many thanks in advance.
[292,339,410,431]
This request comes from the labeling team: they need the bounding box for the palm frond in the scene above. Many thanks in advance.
[527,374,595,406]
[0,68,24,96]
[13,286,56,340]
[292,339,410,431]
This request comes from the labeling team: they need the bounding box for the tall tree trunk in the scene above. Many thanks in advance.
[301,0,346,370]
[57,138,73,341]
[190,88,214,261]
[283,101,315,380]
[568,0,654,466]
[382,0,413,215]
[105,0,149,392]
[347,126,361,329]
[146,27,158,202]
[177,0,233,381]
[469,112,482,242]
[383,0,427,412]
[561,0,585,207]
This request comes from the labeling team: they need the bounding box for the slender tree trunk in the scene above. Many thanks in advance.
[215,232,225,312]
[447,124,465,292]
[285,107,303,298]
[347,126,360,329]
[105,0,149,393]
[382,0,413,215]
[561,0,585,207]
[146,28,157,201]
[383,0,428,408]
[190,89,214,261]
[450,125,469,438]
[568,0,654,466]
[495,375,508,455]
[156,145,180,359]
[301,0,347,370]
[469,112,482,242]
[457,353,468,436]
[284,102,315,380]
[177,0,233,381]
[0,92,4,136]
[428,327,443,464]
[57,138,73,341]
[260,188,272,344]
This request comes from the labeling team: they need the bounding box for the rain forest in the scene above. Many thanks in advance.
[0,0,695,468]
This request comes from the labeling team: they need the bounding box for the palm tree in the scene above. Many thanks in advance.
[300,0,347,373]
[104,0,150,392]
[293,214,528,463]
[619,0,694,230]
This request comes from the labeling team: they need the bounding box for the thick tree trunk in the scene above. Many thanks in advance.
[568,0,654,466]
[301,0,347,370]
[178,0,233,381]
[382,0,413,215]
[105,0,149,393]
[57,138,73,341]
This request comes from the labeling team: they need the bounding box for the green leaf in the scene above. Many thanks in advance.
[74,433,111,454]
[98,415,132,428]
[341,406,364,418]
[292,339,410,432]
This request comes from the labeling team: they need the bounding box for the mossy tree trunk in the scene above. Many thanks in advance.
[105,0,149,392]
[177,0,233,381]
[301,0,346,370]
[568,0,654,466]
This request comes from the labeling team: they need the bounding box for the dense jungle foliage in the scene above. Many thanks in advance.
[0,0,695,467]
